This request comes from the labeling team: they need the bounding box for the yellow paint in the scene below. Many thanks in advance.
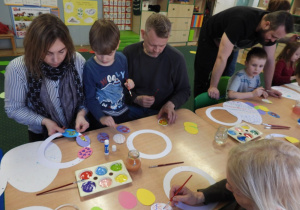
[184,122,197,128]
[262,99,272,104]
[137,188,156,206]
[241,125,250,129]
[258,106,269,112]
[115,174,128,183]
[285,136,300,144]
[158,118,168,126]
[185,126,198,134]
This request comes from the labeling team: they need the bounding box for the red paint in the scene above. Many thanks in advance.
[80,171,93,180]
[244,133,253,139]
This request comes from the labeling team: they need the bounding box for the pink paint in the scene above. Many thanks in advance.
[118,191,137,209]
[99,178,112,188]
[78,147,93,159]
[235,127,243,132]
[80,171,93,180]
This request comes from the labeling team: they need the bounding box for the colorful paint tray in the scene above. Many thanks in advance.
[75,160,132,197]
[227,123,262,143]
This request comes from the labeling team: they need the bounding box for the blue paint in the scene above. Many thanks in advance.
[62,129,79,137]
[116,125,130,133]
[95,167,107,176]
[228,130,236,135]
[268,111,280,118]
[237,136,246,142]
[298,118,300,125]
[81,181,96,193]
[97,132,109,143]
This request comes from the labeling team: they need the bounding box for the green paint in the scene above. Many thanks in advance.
[91,207,103,210]
[250,130,259,135]
[0,61,9,66]
[110,163,122,171]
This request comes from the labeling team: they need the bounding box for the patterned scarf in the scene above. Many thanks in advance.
[27,60,84,129]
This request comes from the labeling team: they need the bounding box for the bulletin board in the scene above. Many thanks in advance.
[103,0,132,31]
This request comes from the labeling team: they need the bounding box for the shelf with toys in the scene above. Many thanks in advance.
[132,0,207,45]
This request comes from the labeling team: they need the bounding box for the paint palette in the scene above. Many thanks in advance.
[227,123,262,143]
[75,160,132,197]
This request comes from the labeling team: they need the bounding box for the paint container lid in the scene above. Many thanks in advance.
[104,140,109,145]
[112,145,117,152]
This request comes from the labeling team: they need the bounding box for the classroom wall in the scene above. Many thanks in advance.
[0,0,101,49]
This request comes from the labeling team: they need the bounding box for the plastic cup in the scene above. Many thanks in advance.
[215,126,228,145]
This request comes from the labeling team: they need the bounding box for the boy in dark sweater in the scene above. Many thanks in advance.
[83,19,134,129]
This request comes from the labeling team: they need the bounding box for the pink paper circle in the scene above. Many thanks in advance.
[118,191,137,209]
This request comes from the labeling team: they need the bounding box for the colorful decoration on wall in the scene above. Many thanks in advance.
[103,0,132,30]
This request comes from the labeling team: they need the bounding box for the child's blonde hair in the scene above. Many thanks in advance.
[276,42,300,69]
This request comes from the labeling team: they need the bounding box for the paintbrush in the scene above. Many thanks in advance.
[163,174,193,209]
[262,123,290,128]
[265,126,290,130]
[36,180,84,196]
[149,161,184,168]
[153,88,159,97]
[126,79,132,96]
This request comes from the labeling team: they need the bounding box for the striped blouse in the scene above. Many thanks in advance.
[4,52,86,134]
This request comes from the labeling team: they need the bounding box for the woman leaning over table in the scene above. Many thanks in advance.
[169,139,300,210]
[5,14,89,142]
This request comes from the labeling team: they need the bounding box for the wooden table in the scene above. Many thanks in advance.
[5,109,235,210]
[195,97,300,141]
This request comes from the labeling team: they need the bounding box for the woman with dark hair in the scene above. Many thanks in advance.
[5,13,89,142]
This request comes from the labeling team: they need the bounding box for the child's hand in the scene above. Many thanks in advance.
[291,76,296,81]
[262,90,268,99]
[125,79,135,90]
[252,87,265,97]
[100,116,117,128]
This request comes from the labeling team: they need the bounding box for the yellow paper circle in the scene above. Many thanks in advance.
[258,105,269,112]
[184,126,198,134]
[285,136,300,144]
[0,92,4,99]
[137,188,156,206]
[184,122,197,128]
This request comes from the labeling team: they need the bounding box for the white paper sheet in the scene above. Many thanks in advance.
[284,82,300,93]
[1,141,61,193]
[163,166,217,210]
[223,101,262,125]
[206,107,242,126]
[272,86,300,101]
[127,129,172,159]
[37,132,88,169]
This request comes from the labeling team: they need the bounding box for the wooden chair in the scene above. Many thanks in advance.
[0,33,17,55]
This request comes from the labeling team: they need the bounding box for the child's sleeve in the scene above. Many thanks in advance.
[227,74,241,92]
[273,60,291,85]
[83,62,105,121]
